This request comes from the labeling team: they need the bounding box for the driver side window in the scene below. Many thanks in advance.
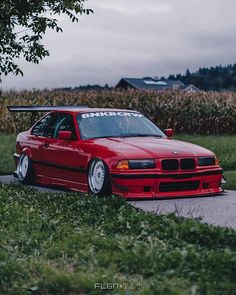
[54,114,77,140]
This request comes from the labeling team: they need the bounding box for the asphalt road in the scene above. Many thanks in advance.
[1,175,236,230]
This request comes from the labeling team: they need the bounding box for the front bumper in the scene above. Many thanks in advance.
[111,168,224,199]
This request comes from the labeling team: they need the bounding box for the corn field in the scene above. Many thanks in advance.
[0,89,236,134]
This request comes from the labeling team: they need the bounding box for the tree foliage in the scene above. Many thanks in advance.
[0,0,93,81]
[169,64,236,91]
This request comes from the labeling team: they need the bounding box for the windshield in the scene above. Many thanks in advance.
[77,111,166,140]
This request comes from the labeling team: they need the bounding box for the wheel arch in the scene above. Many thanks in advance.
[22,147,33,159]
[87,156,110,171]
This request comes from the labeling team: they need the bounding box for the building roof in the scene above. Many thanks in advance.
[116,77,186,91]
[182,84,200,92]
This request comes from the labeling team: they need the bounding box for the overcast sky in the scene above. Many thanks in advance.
[2,0,236,90]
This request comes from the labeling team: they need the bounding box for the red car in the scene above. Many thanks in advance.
[8,106,223,199]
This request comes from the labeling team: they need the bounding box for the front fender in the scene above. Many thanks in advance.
[22,147,33,158]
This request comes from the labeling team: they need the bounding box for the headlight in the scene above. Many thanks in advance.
[116,159,155,169]
[198,157,216,166]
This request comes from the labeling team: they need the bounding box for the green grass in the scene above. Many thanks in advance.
[0,183,236,294]
[175,134,236,171]
[1,133,236,189]
[0,134,16,175]
[175,135,236,190]
[223,171,236,191]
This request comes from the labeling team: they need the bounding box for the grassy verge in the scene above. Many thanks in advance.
[176,135,236,190]
[1,133,236,189]
[0,134,16,175]
[1,134,236,170]
[223,171,236,191]
[0,183,236,294]
[175,135,236,171]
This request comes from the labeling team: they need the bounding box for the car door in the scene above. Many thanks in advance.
[38,113,86,187]
[29,112,59,177]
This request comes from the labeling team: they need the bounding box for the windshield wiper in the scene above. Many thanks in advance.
[88,135,121,140]
[88,134,163,140]
[119,133,163,138]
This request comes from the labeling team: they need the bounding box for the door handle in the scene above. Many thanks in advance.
[44,143,49,148]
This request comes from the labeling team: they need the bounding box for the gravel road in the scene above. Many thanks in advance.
[1,175,236,229]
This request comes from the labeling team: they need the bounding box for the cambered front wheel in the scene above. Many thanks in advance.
[88,159,111,197]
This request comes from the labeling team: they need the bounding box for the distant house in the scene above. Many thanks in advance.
[182,84,200,92]
[116,77,200,92]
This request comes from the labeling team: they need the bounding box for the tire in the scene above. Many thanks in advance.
[88,159,111,197]
[17,154,35,184]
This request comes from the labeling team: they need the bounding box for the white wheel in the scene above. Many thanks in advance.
[88,159,111,196]
[17,154,35,184]
[18,155,29,179]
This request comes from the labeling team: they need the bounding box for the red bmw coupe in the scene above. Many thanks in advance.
[8,106,223,199]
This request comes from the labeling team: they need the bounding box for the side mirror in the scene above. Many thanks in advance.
[164,128,174,138]
[58,131,72,140]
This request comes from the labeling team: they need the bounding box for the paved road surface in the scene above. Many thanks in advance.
[129,193,236,229]
[0,175,62,193]
[1,175,236,229]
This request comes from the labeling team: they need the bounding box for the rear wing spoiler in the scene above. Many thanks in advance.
[7,105,89,125]
[7,105,89,112]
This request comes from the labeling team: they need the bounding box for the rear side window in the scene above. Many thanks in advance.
[32,113,77,139]
[32,113,59,138]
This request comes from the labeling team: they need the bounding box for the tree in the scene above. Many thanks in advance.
[168,64,236,91]
[0,0,93,81]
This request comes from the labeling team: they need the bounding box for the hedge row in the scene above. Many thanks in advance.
[0,89,236,134]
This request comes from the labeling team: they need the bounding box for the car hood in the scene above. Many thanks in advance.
[91,137,215,159]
